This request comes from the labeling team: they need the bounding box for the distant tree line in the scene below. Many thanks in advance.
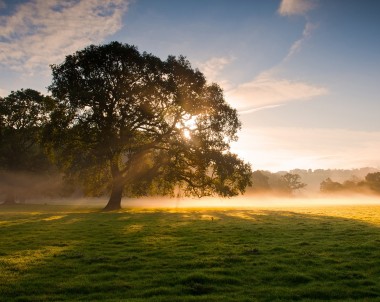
[320,172,380,194]
[248,169,380,196]
[287,168,379,192]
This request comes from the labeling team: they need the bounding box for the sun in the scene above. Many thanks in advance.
[183,128,192,139]
[177,114,198,139]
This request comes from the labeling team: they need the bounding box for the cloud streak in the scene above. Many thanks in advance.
[0,0,129,74]
[225,0,324,113]
[285,21,316,61]
[278,0,319,61]
[226,72,327,111]
[237,104,282,115]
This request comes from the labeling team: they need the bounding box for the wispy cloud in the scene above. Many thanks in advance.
[198,57,328,113]
[278,0,317,16]
[0,1,6,10]
[0,0,129,75]
[216,0,323,114]
[226,0,324,113]
[237,104,282,115]
[197,56,234,88]
[285,21,317,60]
[226,72,327,112]
[278,0,319,61]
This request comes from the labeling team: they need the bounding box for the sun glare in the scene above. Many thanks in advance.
[177,115,198,139]
[183,129,191,139]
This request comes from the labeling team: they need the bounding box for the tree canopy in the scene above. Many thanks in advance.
[281,173,307,193]
[0,89,56,203]
[45,42,252,210]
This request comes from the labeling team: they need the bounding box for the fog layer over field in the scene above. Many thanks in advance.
[0,171,64,201]
[31,194,380,209]
[1,169,379,208]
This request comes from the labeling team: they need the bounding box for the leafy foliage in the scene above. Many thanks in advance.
[0,89,54,171]
[281,173,307,193]
[0,89,56,203]
[45,42,252,209]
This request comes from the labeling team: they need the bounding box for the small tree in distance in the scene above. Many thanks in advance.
[45,42,252,211]
[281,173,306,193]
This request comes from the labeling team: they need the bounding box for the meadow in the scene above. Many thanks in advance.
[1,202,380,301]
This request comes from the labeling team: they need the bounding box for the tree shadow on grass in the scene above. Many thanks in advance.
[1,206,380,301]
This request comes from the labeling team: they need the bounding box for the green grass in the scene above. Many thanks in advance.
[1,204,380,301]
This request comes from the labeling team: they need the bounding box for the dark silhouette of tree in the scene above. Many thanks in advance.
[0,89,55,204]
[45,42,252,211]
[365,172,380,193]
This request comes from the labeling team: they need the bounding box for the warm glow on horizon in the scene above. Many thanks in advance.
[231,127,380,172]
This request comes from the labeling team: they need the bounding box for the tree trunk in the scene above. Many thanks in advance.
[103,155,125,211]
[103,180,123,211]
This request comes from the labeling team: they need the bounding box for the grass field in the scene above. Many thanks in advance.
[1,203,380,301]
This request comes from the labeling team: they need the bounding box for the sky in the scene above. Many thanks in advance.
[0,0,379,172]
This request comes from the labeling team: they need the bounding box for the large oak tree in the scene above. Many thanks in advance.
[45,42,252,210]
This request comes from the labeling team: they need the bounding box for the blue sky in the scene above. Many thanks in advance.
[1,0,379,171]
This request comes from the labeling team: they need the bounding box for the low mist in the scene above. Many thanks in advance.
[0,170,65,203]
[139,193,380,209]
[1,168,379,209]
[13,193,379,210]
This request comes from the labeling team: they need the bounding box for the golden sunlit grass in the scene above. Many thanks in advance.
[1,202,380,301]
